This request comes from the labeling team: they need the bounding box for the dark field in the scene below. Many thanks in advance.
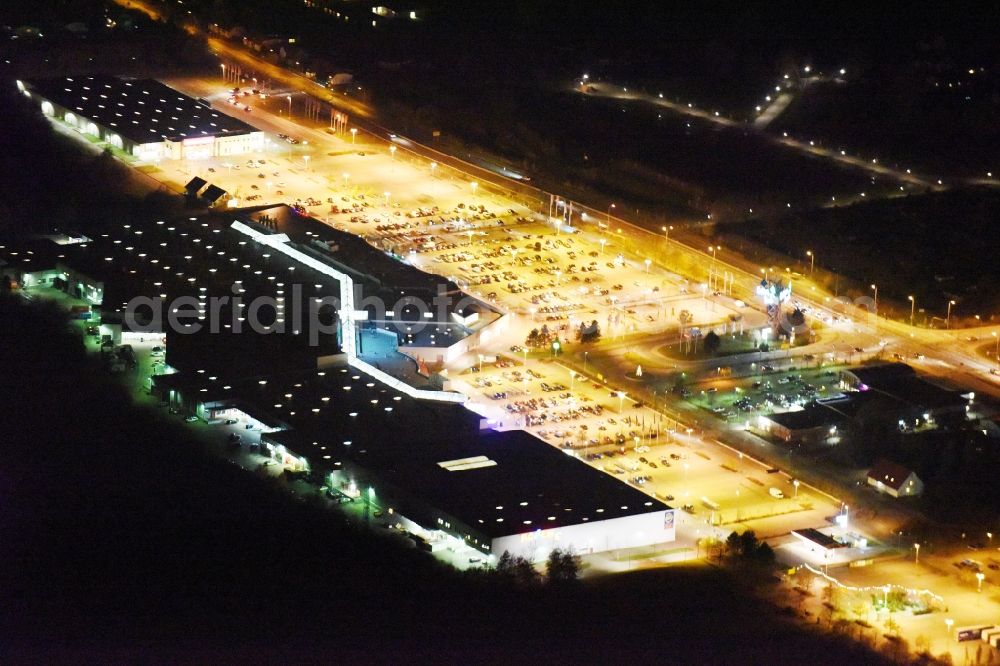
[717,188,1000,319]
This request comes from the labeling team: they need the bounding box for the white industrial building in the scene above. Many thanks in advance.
[18,76,265,161]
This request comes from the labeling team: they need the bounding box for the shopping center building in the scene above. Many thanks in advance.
[18,76,264,161]
[152,361,674,562]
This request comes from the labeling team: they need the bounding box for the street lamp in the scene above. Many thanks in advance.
[806,250,814,275]
[914,542,920,564]
[947,300,956,328]
[644,258,651,273]
[220,63,226,82]
[988,532,993,548]
[569,369,576,396]
[389,145,397,159]
[617,391,626,414]
[870,284,878,315]
[793,479,800,498]
[599,239,607,255]
[384,191,391,207]
[662,225,673,243]
[430,161,437,175]
[471,181,478,196]
[350,128,357,144]
[342,172,350,188]
[607,203,615,228]
[708,245,720,289]
[945,618,954,643]
[993,332,999,370]
[977,571,985,592]
[908,295,915,326]
[286,95,292,117]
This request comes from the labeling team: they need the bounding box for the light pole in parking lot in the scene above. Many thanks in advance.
[914,542,920,564]
[662,225,673,243]
[384,191,391,207]
[606,203,615,229]
[806,250,814,275]
[793,478,800,498]
[870,283,878,317]
[342,172,350,188]
[617,391,626,414]
[946,300,956,328]
[644,258,651,273]
[569,370,576,396]
[599,239,607,255]
[430,161,437,175]
[389,145,397,160]
[350,128,357,143]
[286,95,292,118]
[708,245,720,289]
[908,295,915,326]
[471,181,478,197]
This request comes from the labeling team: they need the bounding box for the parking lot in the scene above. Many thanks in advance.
[149,76,841,540]
[455,354,840,537]
[684,363,850,425]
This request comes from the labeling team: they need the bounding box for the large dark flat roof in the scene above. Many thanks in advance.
[246,205,465,299]
[27,75,257,145]
[849,364,966,411]
[156,364,667,539]
[766,405,840,431]
[245,206,500,346]
[3,212,342,375]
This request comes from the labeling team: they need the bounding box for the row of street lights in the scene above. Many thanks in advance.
[868,283,959,329]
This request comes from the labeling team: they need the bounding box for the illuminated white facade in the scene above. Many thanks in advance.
[19,77,265,162]
[491,508,675,561]
[230,220,467,403]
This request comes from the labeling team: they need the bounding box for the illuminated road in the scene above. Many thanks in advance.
[571,80,1000,192]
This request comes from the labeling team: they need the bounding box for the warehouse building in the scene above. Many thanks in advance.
[152,359,674,562]
[0,235,104,305]
[841,363,969,419]
[18,76,265,161]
